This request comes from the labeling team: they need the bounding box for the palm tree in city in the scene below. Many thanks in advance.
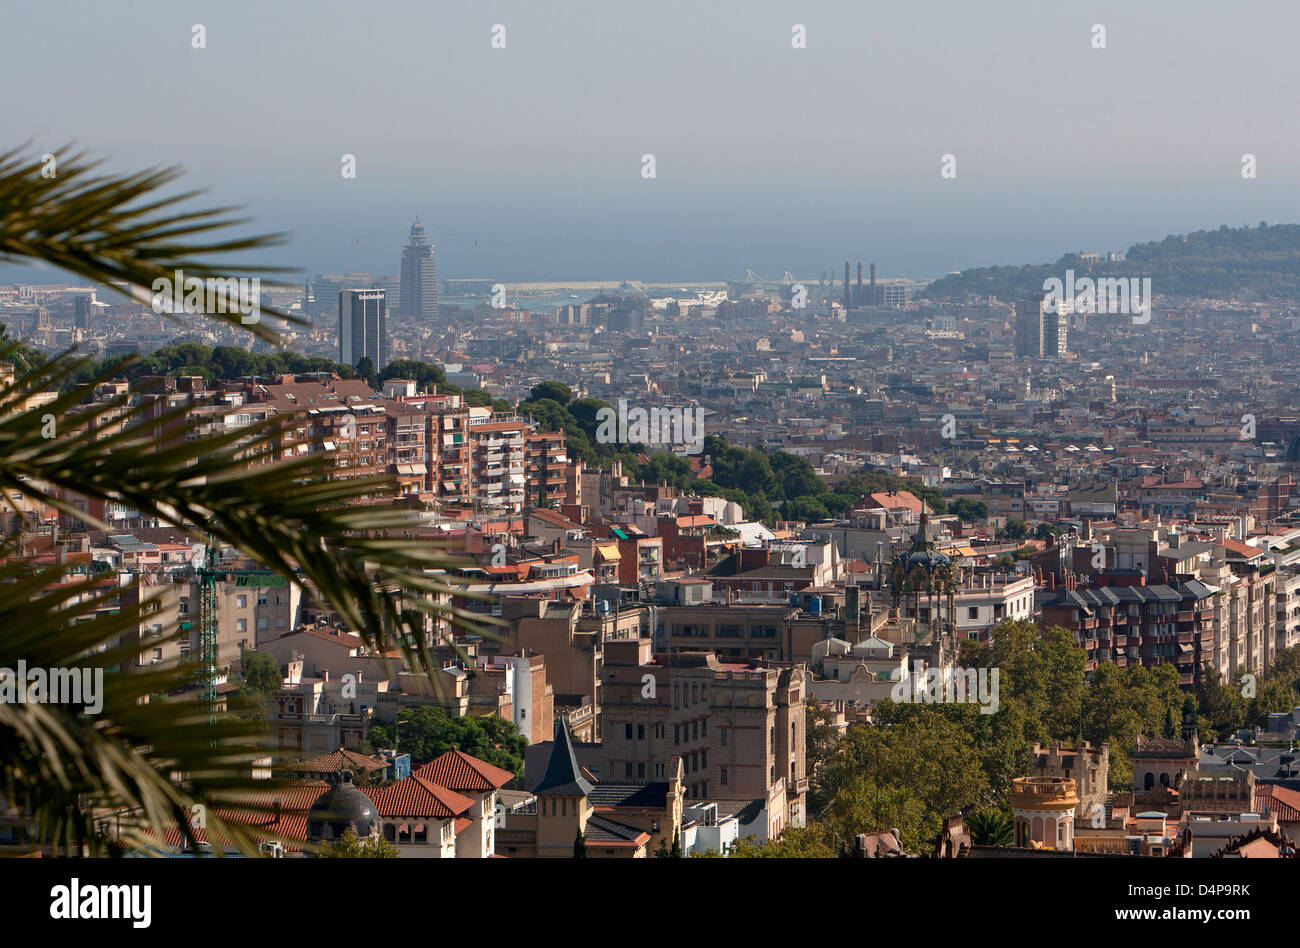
[965,809,1015,847]
[0,146,483,855]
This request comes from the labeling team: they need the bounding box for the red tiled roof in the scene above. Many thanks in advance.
[158,782,329,853]
[528,507,583,529]
[363,775,474,819]
[278,626,364,649]
[1220,538,1265,559]
[294,747,388,774]
[1256,783,1300,822]
[414,750,515,791]
[868,491,923,513]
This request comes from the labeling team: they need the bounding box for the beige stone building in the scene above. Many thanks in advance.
[599,639,807,837]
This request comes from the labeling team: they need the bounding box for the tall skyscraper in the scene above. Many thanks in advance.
[399,219,438,320]
[339,289,387,371]
[72,293,94,329]
[1015,294,1068,360]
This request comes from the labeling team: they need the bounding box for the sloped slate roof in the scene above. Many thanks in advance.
[533,718,594,796]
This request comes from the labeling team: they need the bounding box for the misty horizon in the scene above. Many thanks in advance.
[5,0,1297,286]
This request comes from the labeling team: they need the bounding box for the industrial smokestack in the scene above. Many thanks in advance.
[844,262,850,309]
[870,263,877,306]
[856,263,863,307]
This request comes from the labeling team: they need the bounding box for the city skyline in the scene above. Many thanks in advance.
[5,0,1300,903]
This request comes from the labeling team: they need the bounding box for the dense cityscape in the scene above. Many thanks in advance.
[5,1,1299,932]
[4,215,1300,872]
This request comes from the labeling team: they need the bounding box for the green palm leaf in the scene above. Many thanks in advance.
[0,147,493,855]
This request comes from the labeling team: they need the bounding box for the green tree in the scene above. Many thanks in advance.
[354,356,378,389]
[380,359,446,391]
[237,648,281,696]
[368,706,527,785]
[965,809,1014,847]
[812,706,989,846]
[529,381,572,405]
[950,497,989,523]
[321,826,400,858]
[805,700,839,779]
[0,324,44,373]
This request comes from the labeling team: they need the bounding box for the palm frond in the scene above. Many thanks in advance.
[0,145,299,343]
[0,144,506,853]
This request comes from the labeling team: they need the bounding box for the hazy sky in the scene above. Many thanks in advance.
[4,0,1299,285]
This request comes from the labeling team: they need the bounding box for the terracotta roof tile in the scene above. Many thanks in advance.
[363,775,474,819]
[414,750,515,791]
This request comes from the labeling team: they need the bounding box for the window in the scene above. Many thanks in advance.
[674,725,680,745]
[236,595,247,609]
[625,763,633,778]
[701,719,706,736]
[637,724,645,740]
[721,767,728,786]
[236,619,247,632]
[721,728,727,747]
[625,723,633,740]
[968,607,979,620]
[693,721,699,740]
[637,763,645,778]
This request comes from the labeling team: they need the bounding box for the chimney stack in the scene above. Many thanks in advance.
[870,262,877,305]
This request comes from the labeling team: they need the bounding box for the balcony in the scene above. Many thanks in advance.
[1010,777,1079,808]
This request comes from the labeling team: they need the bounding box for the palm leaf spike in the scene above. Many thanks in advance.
[0,147,498,854]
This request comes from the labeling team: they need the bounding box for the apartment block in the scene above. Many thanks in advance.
[600,639,807,836]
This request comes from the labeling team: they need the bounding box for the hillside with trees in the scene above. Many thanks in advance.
[921,222,1300,301]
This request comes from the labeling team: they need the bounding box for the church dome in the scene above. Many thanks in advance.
[307,770,379,842]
